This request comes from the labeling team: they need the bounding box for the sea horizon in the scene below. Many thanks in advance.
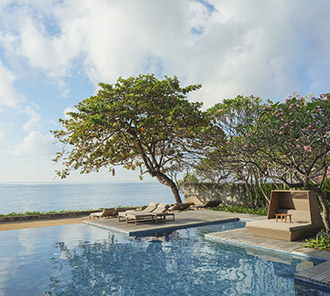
[0,182,175,215]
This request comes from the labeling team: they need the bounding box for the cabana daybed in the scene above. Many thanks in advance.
[246,190,323,241]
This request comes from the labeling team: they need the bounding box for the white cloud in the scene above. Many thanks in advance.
[1,0,330,184]
[2,0,330,105]
[0,130,6,145]
[14,131,56,156]
[22,106,41,131]
[0,60,25,108]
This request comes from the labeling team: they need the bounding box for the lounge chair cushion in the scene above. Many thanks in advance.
[89,208,116,219]
[125,202,159,214]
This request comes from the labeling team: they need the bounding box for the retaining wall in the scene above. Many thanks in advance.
[184,183,249,206]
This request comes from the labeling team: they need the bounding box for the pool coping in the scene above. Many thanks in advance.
[84,210,330,290]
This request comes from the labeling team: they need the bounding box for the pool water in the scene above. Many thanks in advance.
[0,221,325,296]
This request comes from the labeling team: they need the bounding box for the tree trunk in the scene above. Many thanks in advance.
[316,191,330,232]
[306,185,330,232]
[155,172,183,204]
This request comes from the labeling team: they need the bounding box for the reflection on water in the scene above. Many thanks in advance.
[0,223,325,296]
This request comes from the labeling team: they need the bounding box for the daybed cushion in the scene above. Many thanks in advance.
[275,209,311,223]
[246,219,312,232]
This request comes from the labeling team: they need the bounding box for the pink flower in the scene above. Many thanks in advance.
[312,128,317,132]
[304,146,312,152]
[219,109,223,113]
[285,122,288,126]
[296,139,299,142]
[308,125,312,129]
[280,126,285,129]
[288,104,294,110]
[289,112,293,116]
[225,141,230,145]
[279,131,284,135]
[296,144,301,148]
[244,145,248,148]
[281,118,284,121]
[291,126,294,129]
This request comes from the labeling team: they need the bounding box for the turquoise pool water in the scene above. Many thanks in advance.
[0,221,325,295]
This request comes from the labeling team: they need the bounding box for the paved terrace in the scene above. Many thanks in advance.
[84,209,330,290]
[84,209,252,236]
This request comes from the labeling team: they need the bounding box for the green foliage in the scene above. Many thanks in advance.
[52,74,221,203]
[198,95,266,186]
[204,93,330,229]
[212,205,268,216]
[251,95,330,184]
[0,209,87,217]
[321,178,330,203]
[304,231,330,251]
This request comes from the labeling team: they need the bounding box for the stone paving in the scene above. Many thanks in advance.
[84,209,249,236]
[84,209,330,289]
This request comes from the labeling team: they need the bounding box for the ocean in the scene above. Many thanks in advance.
[0,182,175,215]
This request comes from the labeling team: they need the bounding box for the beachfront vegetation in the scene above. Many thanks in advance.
[201,94,330,231]
[52,75,222,203]
[211,205,268,216]
[0,209,96,217]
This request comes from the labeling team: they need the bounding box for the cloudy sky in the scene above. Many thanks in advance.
[0,0,329,183]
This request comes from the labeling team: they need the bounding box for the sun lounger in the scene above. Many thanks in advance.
[246,190,323,241]
[167,203,193,211]
[151,203,175,222]
[89,208,116,220]
[118,202,159,222]
[124,202,159,214]
[192,200,222,209]
[121,203,174,224]
[168,203,184,211]
[180,202,194,210]
[125,212,157,224]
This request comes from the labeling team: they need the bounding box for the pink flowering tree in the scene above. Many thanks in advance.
[241,94,330,231]
[207,94,330,231]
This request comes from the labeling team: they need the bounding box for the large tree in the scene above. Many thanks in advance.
[247,94,330,230]
[52,74,218,203]
[208,94,330,231]
[202,95,271,207]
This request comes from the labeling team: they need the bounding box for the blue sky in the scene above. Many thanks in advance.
[0,0,330,183]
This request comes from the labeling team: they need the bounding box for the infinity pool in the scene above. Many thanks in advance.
[0,221,325,295]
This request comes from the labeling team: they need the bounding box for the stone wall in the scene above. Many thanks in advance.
[184,183,249,206]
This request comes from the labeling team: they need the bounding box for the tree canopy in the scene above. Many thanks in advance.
[52,74,220,203]
[205,94,330,230]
